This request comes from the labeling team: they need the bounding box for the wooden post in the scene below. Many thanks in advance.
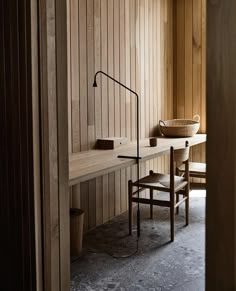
[39,0,69,289]
[206,0,236,289]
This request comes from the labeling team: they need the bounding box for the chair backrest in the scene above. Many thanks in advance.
[170,141,189,181]
[173,142,190,162]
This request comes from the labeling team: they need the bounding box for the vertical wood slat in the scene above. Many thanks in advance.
[114,0,120,137]
[174,0,206,169]
[71,0,80,152]
[68,0,174,230]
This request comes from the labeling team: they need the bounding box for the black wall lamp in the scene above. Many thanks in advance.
[93,70,141,238]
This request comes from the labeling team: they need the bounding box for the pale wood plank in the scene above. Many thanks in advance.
[108,0,115,137]
[140,0,145,139]
[102,174,109,222]
[125,0,131,140]
[120,0,126,137]
[184,0,193,120]
[108,172,115,219]
[94,0,102,139]
[176,0,185,119]
[88,179,96,229]
[115,171,121,216]
[114,0,120,137]
[101,0,108,138]
[96,177,103,225]
[144,0,149,138]
[120,168,126,213]
[80,182,89,233]
[87,0,95,149]
[79,0,88,150]
[71,0,80,152]
[130,0,136,141]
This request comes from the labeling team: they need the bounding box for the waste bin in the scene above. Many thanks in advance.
[70,208,84,256]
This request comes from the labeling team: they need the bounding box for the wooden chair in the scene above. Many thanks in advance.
[128,141,190,242]
[176,162,206,190]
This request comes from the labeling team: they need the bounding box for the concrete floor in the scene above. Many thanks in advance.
[71,191,205,291]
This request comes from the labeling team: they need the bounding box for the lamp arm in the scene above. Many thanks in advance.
[94,70,139,160]
[94,70,141,238]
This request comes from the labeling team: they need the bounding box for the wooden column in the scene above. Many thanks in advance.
[206,0,236,289]
[39,0,69,289]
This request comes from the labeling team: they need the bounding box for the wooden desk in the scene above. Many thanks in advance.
[69,134,206,186]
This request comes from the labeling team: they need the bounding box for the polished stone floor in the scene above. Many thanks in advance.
[71,191,205,291]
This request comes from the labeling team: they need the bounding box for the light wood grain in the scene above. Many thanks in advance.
[67,0,174,229]
[39,0,69,288]
[69,134,206,185]
[174,0,206,178]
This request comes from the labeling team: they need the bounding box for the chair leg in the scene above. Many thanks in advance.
[170,205,175,242]
[150,189,153,219]
[128,180,133,235]
[170,191,175,242]
[185,185,189,226]
[176,193,179,215]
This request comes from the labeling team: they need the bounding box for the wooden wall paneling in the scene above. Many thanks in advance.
[68,0,174,231]
[80,182,89,232]
[113,4,121,217]
[72,184,81,208]
[40,0,60,288]
[153,0,158,173]
[55,0,70,288]
[87,0,97,230]
[109,173,115,219]
[140,0,145,139]
[101,0,108,138]
[39,0,70,288]
[174,0,206,169]
[120,169,127,213]
[125,1,131,215]
[136,0,140,143]
[192,0,202,172]
[67,0,72,154]
[156,0,162,174]
[120,0,126,137]
[125,167,131,213]
[102,174,109,222]
[108,0,115,137]
[94,0,102,139]
[149,0,154,136]
[79,0,88,150]
[114,0,120,137]
[200,0,206,182]
[119,0,127,209]
[167,0,173,121]
[201,0,206,134]
[89,179,96,229]
[184,0,193,120]
[125,0,131,140]
[71,0,80,152]
[87,0,95,149]
[176,0,185,119]
[130,0,136,142]
[163,0,168,173]
[96,177,103,225]
[115,171,121,216]
[145,0,150,138]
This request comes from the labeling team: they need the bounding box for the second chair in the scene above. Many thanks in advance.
[128,141,190,242]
